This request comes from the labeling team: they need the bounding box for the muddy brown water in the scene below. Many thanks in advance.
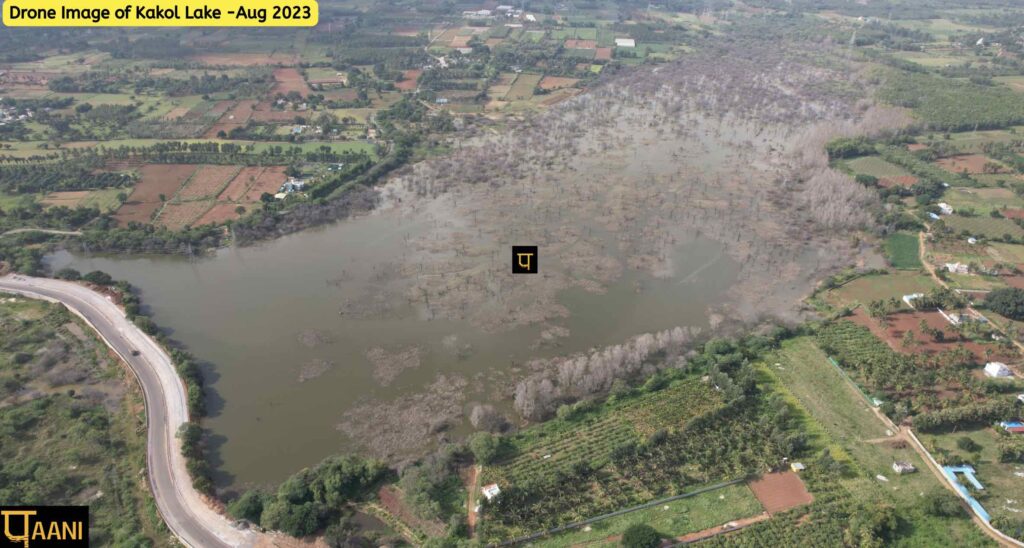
[47,206,739,490]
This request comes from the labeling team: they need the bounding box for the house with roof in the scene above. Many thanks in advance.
[615,38,636,48]
[937,202,954,215]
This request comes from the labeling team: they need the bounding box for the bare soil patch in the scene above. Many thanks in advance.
[878,175,919,188]
[177,165,240,200]
[936,154,1000,174]
[155,200,214,230]
[595,47,613,61]
[272,68,312,96]
[205,99,257,137]
[219,166,265,202]
[114,164,197,225]
[748,471,813,514]
[243,166,288,201]
[539,76,579,90]
[162,105,192,120]
[194,202,246,226]
[849,309,1018,365]
[378,486,446,537]
[395,69,422,91]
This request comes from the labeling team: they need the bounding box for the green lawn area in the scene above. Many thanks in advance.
[987,242,1024,264]
[845,156,914,179]
[944,215,1024,239]
[823,271,936,309]
[530,483,764,548]
[885,232,923,269]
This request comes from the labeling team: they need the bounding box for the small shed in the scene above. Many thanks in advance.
[892,461,917,475]
[615,38,636,48]
[790,462,806,472]
[984,362,1012,378]
[938,202,954,215]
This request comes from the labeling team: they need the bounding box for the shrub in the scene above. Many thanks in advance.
[985,287,1024,320]
[622,524,661,548]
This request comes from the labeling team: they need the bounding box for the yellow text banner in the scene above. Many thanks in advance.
[3,0,318,26]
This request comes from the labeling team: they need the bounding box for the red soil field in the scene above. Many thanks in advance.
[204,99,258,137]
[395,69,422,91]
[194,203,246,226]
[564,39,597,49]
[271,68,312,96]
[1001,208,1024,220]
[538,76,579,90]
[849,309,1018,365]
[451,35,472,48]
[219,166,265,202]
[936,154,1000,174]
[156,200,215,230]
[748,472,813,514]
[485,38,504,48]
[243,166,288,201]
[878,175,919,188]
[40,191,91,208]
[177,165,240,200]
[595,47,613,60]
[113,164,197,226]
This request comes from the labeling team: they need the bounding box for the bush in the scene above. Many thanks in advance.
[228,490,268,523]
[621,524,661,548]
[985,287,1024,320]
[922,489,964,517]
[55,267,81,280]
[468,432,502,465]
[82,270,113,285]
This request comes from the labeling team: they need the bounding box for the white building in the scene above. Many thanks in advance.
[615,38,636,48]
[945,262,969,275]
[937,202,954,215]
[984,362,1012,378]
[481,483,501,501]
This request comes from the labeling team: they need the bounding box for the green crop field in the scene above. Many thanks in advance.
[884,231,923,269]
[944,215,1024,239]
[845,156,913,178]
[823,271,936,309]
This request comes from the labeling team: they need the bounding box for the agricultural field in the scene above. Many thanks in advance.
[821,271,937,310]
[40,188,123,212]
[943,187,1024,215]
[844,156,913,179]
[884,232,923,269]
[529,483,765,548]
[943,215,1024,240]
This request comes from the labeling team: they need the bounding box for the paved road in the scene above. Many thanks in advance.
[0,274,254,548]
[0,228,82,237]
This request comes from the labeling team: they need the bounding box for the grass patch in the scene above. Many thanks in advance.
[530,483,764,548]
[845,156,914,179]
[943,215,1024,239]
[885,232,923,269]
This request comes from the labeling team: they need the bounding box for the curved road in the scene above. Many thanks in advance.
[0,228,82,237]
[0,274,255,548]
